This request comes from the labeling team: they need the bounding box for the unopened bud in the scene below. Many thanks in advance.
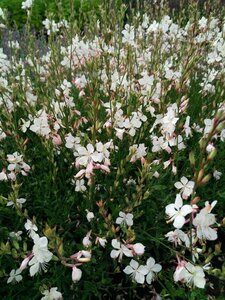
[199,138,207,149]
[200,174,211,185]
[72,266,82,282]
[207,149,217,161]
[77,257,91,263]
[19,257,30,271]
[189,152,195,166]
[197,169,204,183]
[191,196,200,204]
[216,122,225,133]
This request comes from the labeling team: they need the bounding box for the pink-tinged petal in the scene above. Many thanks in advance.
[174,182,183,189]
[75,169,86,178]
[183,187,192,197]
[123,265,134,275]
[135,272,145,284]
[122,246,133,257]
[173,215,185,229]
[181,176,188,185]
[180,205,193,216]
[174,194,183,208]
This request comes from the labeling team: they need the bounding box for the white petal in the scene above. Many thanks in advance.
[194,276,206,288]
[146,257,155,269]
[130,259,139,270]
[165,204,176,216]
[174,182,183,189]
[110,249,120,259]
[123,265,134,275]
[135,272,145,284]
[175,194,183,208]
[29,262,40,276]
[180,177,188,185]
[111,239,120,249]
[180,205,192,216]
[138,265,149,275]
[173,215,185,229]
[151,263,162,273]
[146,271,153,284]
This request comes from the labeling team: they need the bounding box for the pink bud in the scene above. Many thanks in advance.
[133,243,145,256]
[19,257,30,271]
[52,134,62,145]
[72,266,82,282]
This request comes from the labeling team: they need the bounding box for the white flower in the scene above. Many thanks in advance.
[129,144,147,162]
[75,179,86,192]
[21,0,33,10]
[41,287,62,300]
[193,202,217,241]
[98,237,107,248]
[0,170,7,181]
[181,262,206,288]
[165,229,190,248]
[7,269,22,284]
[145,257,162,284]
[72,266,82,282]
[110,239,133,261]
[86,210,94,222]
[9,231,23,241]
[174,176,195,199]
[123,260,148,284]
[82,231,92,247]
[65,133,80,150]
[24,219,38,236]
[213,170,222,180]
[29,234,53,276]
[75,144,103,167]
[165,194,192,228]
[116,211,133,227]
[7,198,26,208]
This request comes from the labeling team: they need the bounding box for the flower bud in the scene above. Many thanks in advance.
[72,266,82,282]
[191,196,200,204]
[77,257,91,263]
[133,243,145,256]
[207,149,217,161]
[197,169,204,183]
[200,174,211,185]
[189,152,195,166]
[82,237,92,248]
[19,257,30,271]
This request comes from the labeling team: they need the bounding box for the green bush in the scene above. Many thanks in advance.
[0,0,102,30]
